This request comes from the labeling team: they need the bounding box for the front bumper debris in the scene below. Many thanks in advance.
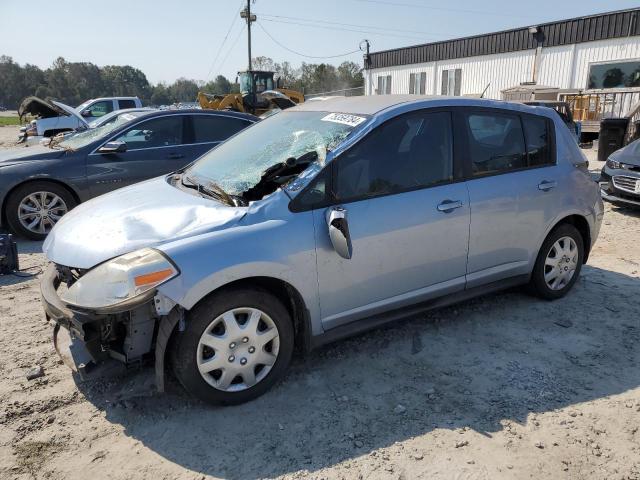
[41,263,158,379]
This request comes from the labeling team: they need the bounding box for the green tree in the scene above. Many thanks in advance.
[300,63,339,94]
[102,65,152,102]
[167,78,199,102]
[0,56,27,108]
[252,56,276,71]
[201,75,234,95]
[337,61,364,89]
[150,83,172,106]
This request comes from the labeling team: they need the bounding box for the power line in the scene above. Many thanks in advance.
[257,22,362,59]
[260,17,426,40]
[255,12,442,38]
[217,24,247,73]
[205,0,244,80]
[354,0,530,19]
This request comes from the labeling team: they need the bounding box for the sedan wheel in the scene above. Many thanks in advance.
[5,182,77,240]
[197,307,280,392]
[18,191,68,236]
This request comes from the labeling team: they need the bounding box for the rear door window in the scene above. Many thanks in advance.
[118,99,137,109]
[465,112,527,175]
[523,115,553,167]
[190,115,252,143]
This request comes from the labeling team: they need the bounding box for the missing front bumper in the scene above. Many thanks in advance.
[41,263,158,376]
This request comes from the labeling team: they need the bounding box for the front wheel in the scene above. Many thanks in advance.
[171,288,294,405]
[529,224,584,300]
[5,181,77,240]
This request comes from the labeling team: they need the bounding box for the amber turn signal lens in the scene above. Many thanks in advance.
[134,268,175,287]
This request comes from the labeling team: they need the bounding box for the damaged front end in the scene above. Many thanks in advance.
[41,250,182,391]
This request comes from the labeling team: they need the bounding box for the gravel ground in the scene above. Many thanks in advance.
[0,143,638,480]
[0,125,22,149]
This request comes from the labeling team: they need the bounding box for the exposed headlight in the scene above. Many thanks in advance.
[60,248,179,312]
[606,158,622,169]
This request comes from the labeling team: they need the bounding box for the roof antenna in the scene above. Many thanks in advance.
[480,82,491,98]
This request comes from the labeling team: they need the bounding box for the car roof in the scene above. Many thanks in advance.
[291,94,555,119]
[139,109,259,122]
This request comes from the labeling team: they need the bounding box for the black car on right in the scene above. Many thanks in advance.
[600,138,640,208]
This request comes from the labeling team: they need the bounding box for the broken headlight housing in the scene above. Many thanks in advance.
[60,248,179,313]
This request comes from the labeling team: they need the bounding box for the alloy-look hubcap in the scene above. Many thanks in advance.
[197,307,280,392]
[544,236,579,291]
[18,191,68,235]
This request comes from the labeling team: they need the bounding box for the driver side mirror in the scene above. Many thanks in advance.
[326,206,352,260]
[97,140,127,154]
[81,109,92,117]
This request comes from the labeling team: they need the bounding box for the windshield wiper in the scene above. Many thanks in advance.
[181,174,236,206]
[242,150,319,202]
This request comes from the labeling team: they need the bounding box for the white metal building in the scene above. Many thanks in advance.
[364,8,640,101]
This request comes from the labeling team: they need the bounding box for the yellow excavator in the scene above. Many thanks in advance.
[197,70,304,117]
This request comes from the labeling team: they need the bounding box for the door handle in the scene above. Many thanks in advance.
[437,200,463,213]
[167,153,184,159]
[538,180,557,191]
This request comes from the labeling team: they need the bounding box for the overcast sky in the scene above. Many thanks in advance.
[1,0,638,84]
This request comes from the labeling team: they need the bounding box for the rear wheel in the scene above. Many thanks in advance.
[171,288,294,405]
[529,224,584,300]
[5,182,77,240]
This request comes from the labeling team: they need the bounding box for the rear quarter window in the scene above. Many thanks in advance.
[118,99,137,109]
[191,115,252,143]
[523,115,554,167]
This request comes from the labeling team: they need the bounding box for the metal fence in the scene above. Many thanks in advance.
[558,88,640,133]
[305,86,364,99]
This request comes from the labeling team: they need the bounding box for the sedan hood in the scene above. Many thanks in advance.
[610,139,640,167]
[0,145,65,164]
[43,177,247,269]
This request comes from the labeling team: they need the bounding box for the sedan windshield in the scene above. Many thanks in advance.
[186,110,367,198]
[58,113,144,150]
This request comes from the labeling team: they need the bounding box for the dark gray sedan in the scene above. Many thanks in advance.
[0,109,257,239]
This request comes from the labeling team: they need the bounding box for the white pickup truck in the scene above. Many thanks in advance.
[18,96,143,140]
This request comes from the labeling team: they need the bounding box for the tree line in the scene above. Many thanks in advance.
[0,55,363,109]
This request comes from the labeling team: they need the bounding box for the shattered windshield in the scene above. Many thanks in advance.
[58,113,143,150]
[186,110,367,198]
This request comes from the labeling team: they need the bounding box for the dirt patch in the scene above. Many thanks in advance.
[0,148,638,480]
[13,440,65,478]
[0,125,22,149]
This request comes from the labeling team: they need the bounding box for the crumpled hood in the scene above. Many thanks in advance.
[43,176,247,269]
[609,139,640,167]
[0,145,65,165]
[18,96,88,127]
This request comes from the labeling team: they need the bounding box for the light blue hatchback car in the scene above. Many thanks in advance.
[41,96,603,404]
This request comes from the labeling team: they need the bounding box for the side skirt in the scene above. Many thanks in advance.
[308,274,530,350]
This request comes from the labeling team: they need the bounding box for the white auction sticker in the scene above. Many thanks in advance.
[321,112,366,127]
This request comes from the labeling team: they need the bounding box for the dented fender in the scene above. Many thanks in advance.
[155,191,323,336]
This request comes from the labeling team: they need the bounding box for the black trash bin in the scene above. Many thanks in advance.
[598,117,629,163]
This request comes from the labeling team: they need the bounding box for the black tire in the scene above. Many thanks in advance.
[529,224,584,300]
[5,181,77,241]
[171,287,294,405]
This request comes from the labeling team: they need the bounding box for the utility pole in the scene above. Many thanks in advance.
[240,0,256,71]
